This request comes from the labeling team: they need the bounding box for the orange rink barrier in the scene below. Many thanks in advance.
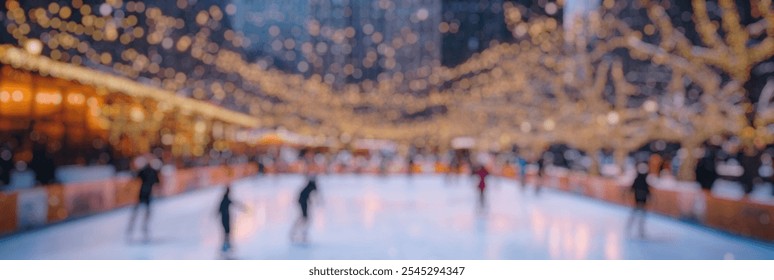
[0,192,18,235]
[3,166,771,241]
[552,172,773,242]
[704,196,774,241]
[0,163,258,237]
[491,166,772,242]
[46,185,68,224]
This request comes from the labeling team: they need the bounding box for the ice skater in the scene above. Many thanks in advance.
[738,145,760,196]
[0,144,13,187]
[290,174,320,243]
[126,154,161,242]
[217,185,247,256]
[473,164,490,212]
[517,155,528,190]
[447,156,460,184]
[535,153,546,194]
[255,155,265,175]
[626,161,651,238]
[695,145,719,193]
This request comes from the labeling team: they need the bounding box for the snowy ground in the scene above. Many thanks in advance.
[0,174,772,260]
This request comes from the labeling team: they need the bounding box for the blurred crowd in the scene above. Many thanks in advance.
[2,136,774,199]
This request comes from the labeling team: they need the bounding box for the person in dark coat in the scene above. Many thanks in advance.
[450,156,460,174]
[126,155,161,242]
[626,161,651,238]
[695,147,719,191]
[517,155,528,190]
[378,157,386,176]
[218,185,246,253]
[738,146,760,196]
[768,151,774,197]
[255,155,265,175]
[290,175,320,243]
[0,145,13,187]
[535,152,548,194]
[30,145,56,185]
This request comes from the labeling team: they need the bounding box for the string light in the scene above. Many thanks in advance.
[1,0,772,167]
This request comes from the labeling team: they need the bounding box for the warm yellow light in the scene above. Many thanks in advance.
[24,39,43,55]
[35,92,62,105]
[11,90,24,102]
[607,112,620,125]
[521,122,532,133]
[643,100,658,112]
[194,121,207,133]
[130,107,145,122]
[543,119,555,131]
[0,91,9,103]
[67,93,85,105]
[2,0,771,152]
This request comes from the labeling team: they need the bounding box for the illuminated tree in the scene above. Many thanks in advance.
[455,2,662,174]
[626,0,774,179]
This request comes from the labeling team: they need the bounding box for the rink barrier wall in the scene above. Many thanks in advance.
[16,187,49,230]
[400,165,774,242]
[704,196,774,241]
[0,192,17,235]
[46,185,67,224]
[2,162,771,241]
[495,169,773,242]
[283,162,772,241]
[0,163,258,237]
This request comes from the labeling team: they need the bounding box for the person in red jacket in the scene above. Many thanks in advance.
[474,164,490,211]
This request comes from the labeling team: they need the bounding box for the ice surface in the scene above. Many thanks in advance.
[0,174,772,260]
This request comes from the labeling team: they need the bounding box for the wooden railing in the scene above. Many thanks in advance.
[0,163,258,236]
[497,168,774,242]
[2,163,771,241]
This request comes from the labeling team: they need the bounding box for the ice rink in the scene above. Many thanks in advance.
[1,174,772,260]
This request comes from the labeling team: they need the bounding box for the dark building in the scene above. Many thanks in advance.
[607,0,772,112]
[229,0,441,91]
[440,0,563,68]
[0,4,10,43]
[440,0,506,67]
[228,0,311,76]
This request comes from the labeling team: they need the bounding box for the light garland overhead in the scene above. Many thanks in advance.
[2,0,773,171]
